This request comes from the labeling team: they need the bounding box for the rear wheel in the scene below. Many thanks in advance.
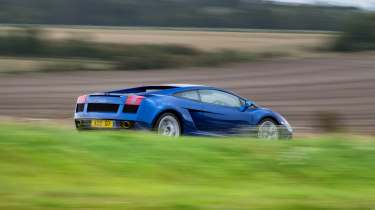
[155,113,181,137]
[257,118,279,140]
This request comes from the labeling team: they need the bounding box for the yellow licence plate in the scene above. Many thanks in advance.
[91,120,114,128]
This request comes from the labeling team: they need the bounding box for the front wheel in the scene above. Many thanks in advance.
[155,113,181,137]
[257,118,280,140]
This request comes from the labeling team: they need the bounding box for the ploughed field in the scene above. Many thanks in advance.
[39,27,332,54]
[0,53,374,134]
[0,27,333,73]
[0,122,375,210]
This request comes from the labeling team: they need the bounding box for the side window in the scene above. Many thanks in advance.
[174,90,200,101]
[198,89,241,107]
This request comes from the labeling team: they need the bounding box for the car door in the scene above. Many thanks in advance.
[173,89,209,133]
[191,89,251,134]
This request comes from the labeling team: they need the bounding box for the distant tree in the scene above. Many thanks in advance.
[333,13,375,51]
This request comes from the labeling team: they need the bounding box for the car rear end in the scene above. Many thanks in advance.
[74,93,151,130]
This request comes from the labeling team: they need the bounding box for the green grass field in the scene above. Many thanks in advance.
[0,122,374,210]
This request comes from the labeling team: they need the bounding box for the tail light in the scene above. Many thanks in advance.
[125,95,145,106]
[124,95,144,113]
[77,95,88,104]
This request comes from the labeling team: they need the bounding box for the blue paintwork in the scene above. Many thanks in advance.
[74,84,293,137]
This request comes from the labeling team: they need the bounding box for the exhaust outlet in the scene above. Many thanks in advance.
[120,121,134,129]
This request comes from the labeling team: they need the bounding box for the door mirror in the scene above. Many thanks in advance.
[240,100,254,112]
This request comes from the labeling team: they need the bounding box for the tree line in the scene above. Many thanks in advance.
[0,0,360,31]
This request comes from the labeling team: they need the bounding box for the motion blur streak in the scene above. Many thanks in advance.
[1,53,374,134]
[0,0,375,209]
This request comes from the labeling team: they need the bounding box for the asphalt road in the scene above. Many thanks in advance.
[1,53,374,134]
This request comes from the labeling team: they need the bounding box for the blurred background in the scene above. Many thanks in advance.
[1,1,375,210]
[0,0,374,134]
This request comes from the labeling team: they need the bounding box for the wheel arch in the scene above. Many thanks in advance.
[257,115,281,125]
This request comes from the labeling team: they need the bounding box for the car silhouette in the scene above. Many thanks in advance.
[74,84,292,139]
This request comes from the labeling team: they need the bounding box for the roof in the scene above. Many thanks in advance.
[161,84,205,88]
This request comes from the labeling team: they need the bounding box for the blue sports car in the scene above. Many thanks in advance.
[74,84,292,139]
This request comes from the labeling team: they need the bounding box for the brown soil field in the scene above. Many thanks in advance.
[49,28,331,54]
[1,26,334,55]
[1,53,374,135]
[0,27,336,74]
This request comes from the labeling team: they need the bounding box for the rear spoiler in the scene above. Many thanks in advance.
[108,86,177,94]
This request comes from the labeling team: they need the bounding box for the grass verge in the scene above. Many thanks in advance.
[0,122,375,210]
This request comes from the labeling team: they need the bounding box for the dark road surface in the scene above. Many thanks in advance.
[1,54,374,134]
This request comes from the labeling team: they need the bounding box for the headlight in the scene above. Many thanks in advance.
[280,117,293,132]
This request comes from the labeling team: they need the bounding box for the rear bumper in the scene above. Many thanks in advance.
[74,97,159,130]
[75,119,151,130]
